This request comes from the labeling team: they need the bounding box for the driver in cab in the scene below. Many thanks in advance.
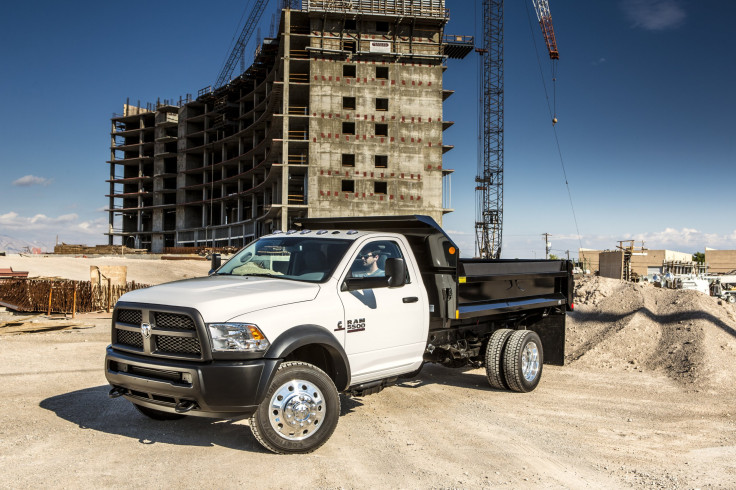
[355,249,384,277]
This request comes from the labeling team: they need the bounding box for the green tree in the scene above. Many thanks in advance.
[693,252,705,263]
[549,254,559,260]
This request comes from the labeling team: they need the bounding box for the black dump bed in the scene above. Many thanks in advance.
[457,258,572,319]
[295,215,573,324]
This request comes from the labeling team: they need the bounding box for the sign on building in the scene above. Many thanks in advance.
[370,41,391,53]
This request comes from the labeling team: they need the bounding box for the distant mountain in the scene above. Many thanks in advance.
[0,235,53,254]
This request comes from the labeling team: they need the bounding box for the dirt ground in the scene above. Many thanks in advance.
[1,256,735,488]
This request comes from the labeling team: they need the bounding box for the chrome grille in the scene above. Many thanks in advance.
[116,329,143,348]
[155,312,195,330]
[155,335,201,355]
[117,309,142,325]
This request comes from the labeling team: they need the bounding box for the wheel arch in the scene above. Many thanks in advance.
[265,324,351,391]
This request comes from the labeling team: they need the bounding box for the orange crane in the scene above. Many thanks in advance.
[532,0,560,60]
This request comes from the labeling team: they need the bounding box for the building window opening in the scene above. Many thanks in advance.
[343,122,355,135]
[375,155,388,168]
[376,66,389,79]
[375,98,388,111]
[374,181,387,194]
[343,64,356,77]
[343,96,356,110]
[342,180,355,192]
[375,123,388,137]
[375,21,389,33]
[345,19,357,30]
[342,154,355,167]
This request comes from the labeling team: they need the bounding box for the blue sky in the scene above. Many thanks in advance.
[1,0,734,258]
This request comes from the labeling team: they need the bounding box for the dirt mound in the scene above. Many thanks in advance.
[566,276,736,390]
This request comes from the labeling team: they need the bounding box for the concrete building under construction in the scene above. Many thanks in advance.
[107,1,472,252]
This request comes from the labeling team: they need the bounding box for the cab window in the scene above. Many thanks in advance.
[349,240,407,281]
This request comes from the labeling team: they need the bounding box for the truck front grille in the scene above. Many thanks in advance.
[116,329,143,348]
[117,309,142,325]
[154,312,195,330]
[155,335,201,355]
[113,306,204,361]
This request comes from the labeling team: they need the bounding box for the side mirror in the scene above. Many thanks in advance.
[385,258,406,288]
[209,253,221,275]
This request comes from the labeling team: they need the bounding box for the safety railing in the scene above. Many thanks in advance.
[288,105,309,115]
[289,73,310,83]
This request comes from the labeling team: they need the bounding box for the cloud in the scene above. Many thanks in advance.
[12,175,52,187]
[0,211,107,245]
[500,228,736,259]
[621,0,686,31]
[591,58,607,66]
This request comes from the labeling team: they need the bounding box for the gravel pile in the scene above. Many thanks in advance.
[567,275,736,390]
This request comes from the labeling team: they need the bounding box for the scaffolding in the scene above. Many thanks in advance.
[305,0,448,20]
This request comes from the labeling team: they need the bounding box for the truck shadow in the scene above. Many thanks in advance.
[572,308,736,338]
[40,385,357,452]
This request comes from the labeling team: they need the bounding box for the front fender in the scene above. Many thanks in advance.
[265,324,351,391]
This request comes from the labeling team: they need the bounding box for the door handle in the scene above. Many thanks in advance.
[402,297,418,303]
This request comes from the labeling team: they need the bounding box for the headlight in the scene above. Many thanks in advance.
[208,323,270,352]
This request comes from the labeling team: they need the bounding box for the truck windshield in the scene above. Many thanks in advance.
[215,236,353,283]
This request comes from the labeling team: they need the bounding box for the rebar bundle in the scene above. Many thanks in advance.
[0,279,150,314]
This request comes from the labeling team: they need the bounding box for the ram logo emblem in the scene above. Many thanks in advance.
[140,322,152,339]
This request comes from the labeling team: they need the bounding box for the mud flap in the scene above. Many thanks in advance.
[529,312,566,366]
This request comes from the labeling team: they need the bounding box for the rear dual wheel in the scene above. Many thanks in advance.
[485,329,543,393]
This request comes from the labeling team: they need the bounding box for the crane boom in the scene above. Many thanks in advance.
[214,0,270,89]
[531,0,559,60]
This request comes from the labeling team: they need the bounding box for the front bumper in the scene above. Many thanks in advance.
[105,346,280,418]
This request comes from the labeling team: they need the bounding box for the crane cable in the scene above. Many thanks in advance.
[524,2,584,253]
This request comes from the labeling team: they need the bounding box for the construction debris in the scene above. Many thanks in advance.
[53,243,147,255]
[0,267,29,278]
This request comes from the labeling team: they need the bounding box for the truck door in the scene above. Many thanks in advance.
[337,239,427,384]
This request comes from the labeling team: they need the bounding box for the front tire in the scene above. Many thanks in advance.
[728,295,735,304]
[250,361,340,454]
[133,404,185,420]
[503,330,544,393]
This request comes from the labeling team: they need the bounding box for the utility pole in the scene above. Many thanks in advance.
[543,233,551,259]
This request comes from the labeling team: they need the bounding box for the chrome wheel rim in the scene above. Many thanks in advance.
[268,379,324,441]
[522,341,540,382]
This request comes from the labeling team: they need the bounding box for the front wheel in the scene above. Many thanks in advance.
[503,330,544,393]
[728,295,735,304]
[250,361,340,454]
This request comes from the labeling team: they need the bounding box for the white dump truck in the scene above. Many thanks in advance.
[105,216,573,453]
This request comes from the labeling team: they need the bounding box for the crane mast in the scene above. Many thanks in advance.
[475,0,504,259]
[475,0,559,259]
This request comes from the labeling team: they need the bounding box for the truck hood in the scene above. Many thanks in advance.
[117,275,321,322]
